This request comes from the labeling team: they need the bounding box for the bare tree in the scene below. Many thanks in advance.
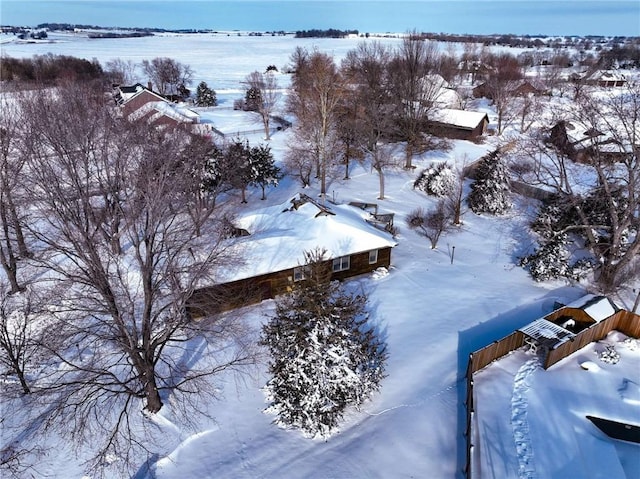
[341,41,396,197]
[406,200,453,249]
[511,129,577,196]
[244,70,280,140]
[284,142,314,188]
[387,32,441,168]
[516,83,640,292]
[18,81,256,473]
[574,84,640,291]
[0,282,41,395]
[482,53,524,134]
[287,49,344,196]
[445,159,468,226]
[104,58,137,85]
[141,57,193,98]
[0,97,31,294]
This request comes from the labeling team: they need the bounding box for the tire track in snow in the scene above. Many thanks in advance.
[511,357,540,479]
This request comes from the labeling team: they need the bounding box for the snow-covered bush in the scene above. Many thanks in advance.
[467,150,512,215]
[598,345,620,364]
[261,249,387,438]
[519,234,570,281]
[414,162,456,197]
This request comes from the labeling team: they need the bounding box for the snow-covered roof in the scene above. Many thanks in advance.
[217,194,397,283]
[563,294,619,323]
[434,88,463,110]
[119,84,166,104]
[585,69,627,83]
[129,100,199,124]
[431,108,488,130]
[519,318,575,349]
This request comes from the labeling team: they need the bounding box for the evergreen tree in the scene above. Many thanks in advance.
[249,144,282,200]
[261,249,387,438]
[195,81,217,107]
[225,138,254,203]
[519,233,570,281]
[467,149,512,215]
[244,86,261,111]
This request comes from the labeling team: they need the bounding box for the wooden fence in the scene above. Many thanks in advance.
[464,308,640,478]
[545,309,640,368]
[465,331,524,477]
[468,331,525,375]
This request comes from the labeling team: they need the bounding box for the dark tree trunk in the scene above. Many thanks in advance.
[143,374,163,413]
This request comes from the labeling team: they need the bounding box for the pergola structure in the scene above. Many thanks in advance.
[518,319,576,355]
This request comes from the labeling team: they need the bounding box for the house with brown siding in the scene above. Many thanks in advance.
[427,109,489,140]
[114,83,199,129]
[188,194,397,317]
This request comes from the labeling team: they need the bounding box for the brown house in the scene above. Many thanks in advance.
[428,109,489,140]
[473,79,546,99]
[113,83,199,128]
[583,69,627,87]
[188,194,397,317]
[549,120,635,164]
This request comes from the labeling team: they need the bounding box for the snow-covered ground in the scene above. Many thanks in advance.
[1,33,638,479]
[473,333,640,479]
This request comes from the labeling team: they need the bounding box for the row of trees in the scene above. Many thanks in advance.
[0,81,284,476]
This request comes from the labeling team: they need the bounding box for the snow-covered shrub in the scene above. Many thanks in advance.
[598,345,620,364]
[467,150,512,215]
[414,162,456,197]
[261,249,387,438]
[567,257,597,281]
[623,338,639,351]
[519,234,570,281]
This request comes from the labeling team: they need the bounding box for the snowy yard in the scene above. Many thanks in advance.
[1,33,638,479]
[472,333,640,479]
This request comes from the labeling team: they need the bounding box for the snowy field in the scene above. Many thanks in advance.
[473,333,640,479]
[1,33,638,479]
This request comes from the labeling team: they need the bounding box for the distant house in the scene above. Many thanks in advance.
[427,109,489,140]
[188,193,397,317]
[113,83,200,129]
[473,79,546,99]
[549,120,636,164]
[583,69,627,87]
[511,79,547,97]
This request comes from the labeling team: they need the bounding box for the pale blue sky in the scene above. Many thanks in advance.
[1,1,638,36]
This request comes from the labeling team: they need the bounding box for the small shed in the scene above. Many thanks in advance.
[545,294,619,332]
[427,109,489,140]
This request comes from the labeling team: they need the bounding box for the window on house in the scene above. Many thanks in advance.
[332,256,350,272]
[293,266,310,282]
[368,249,378,264]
